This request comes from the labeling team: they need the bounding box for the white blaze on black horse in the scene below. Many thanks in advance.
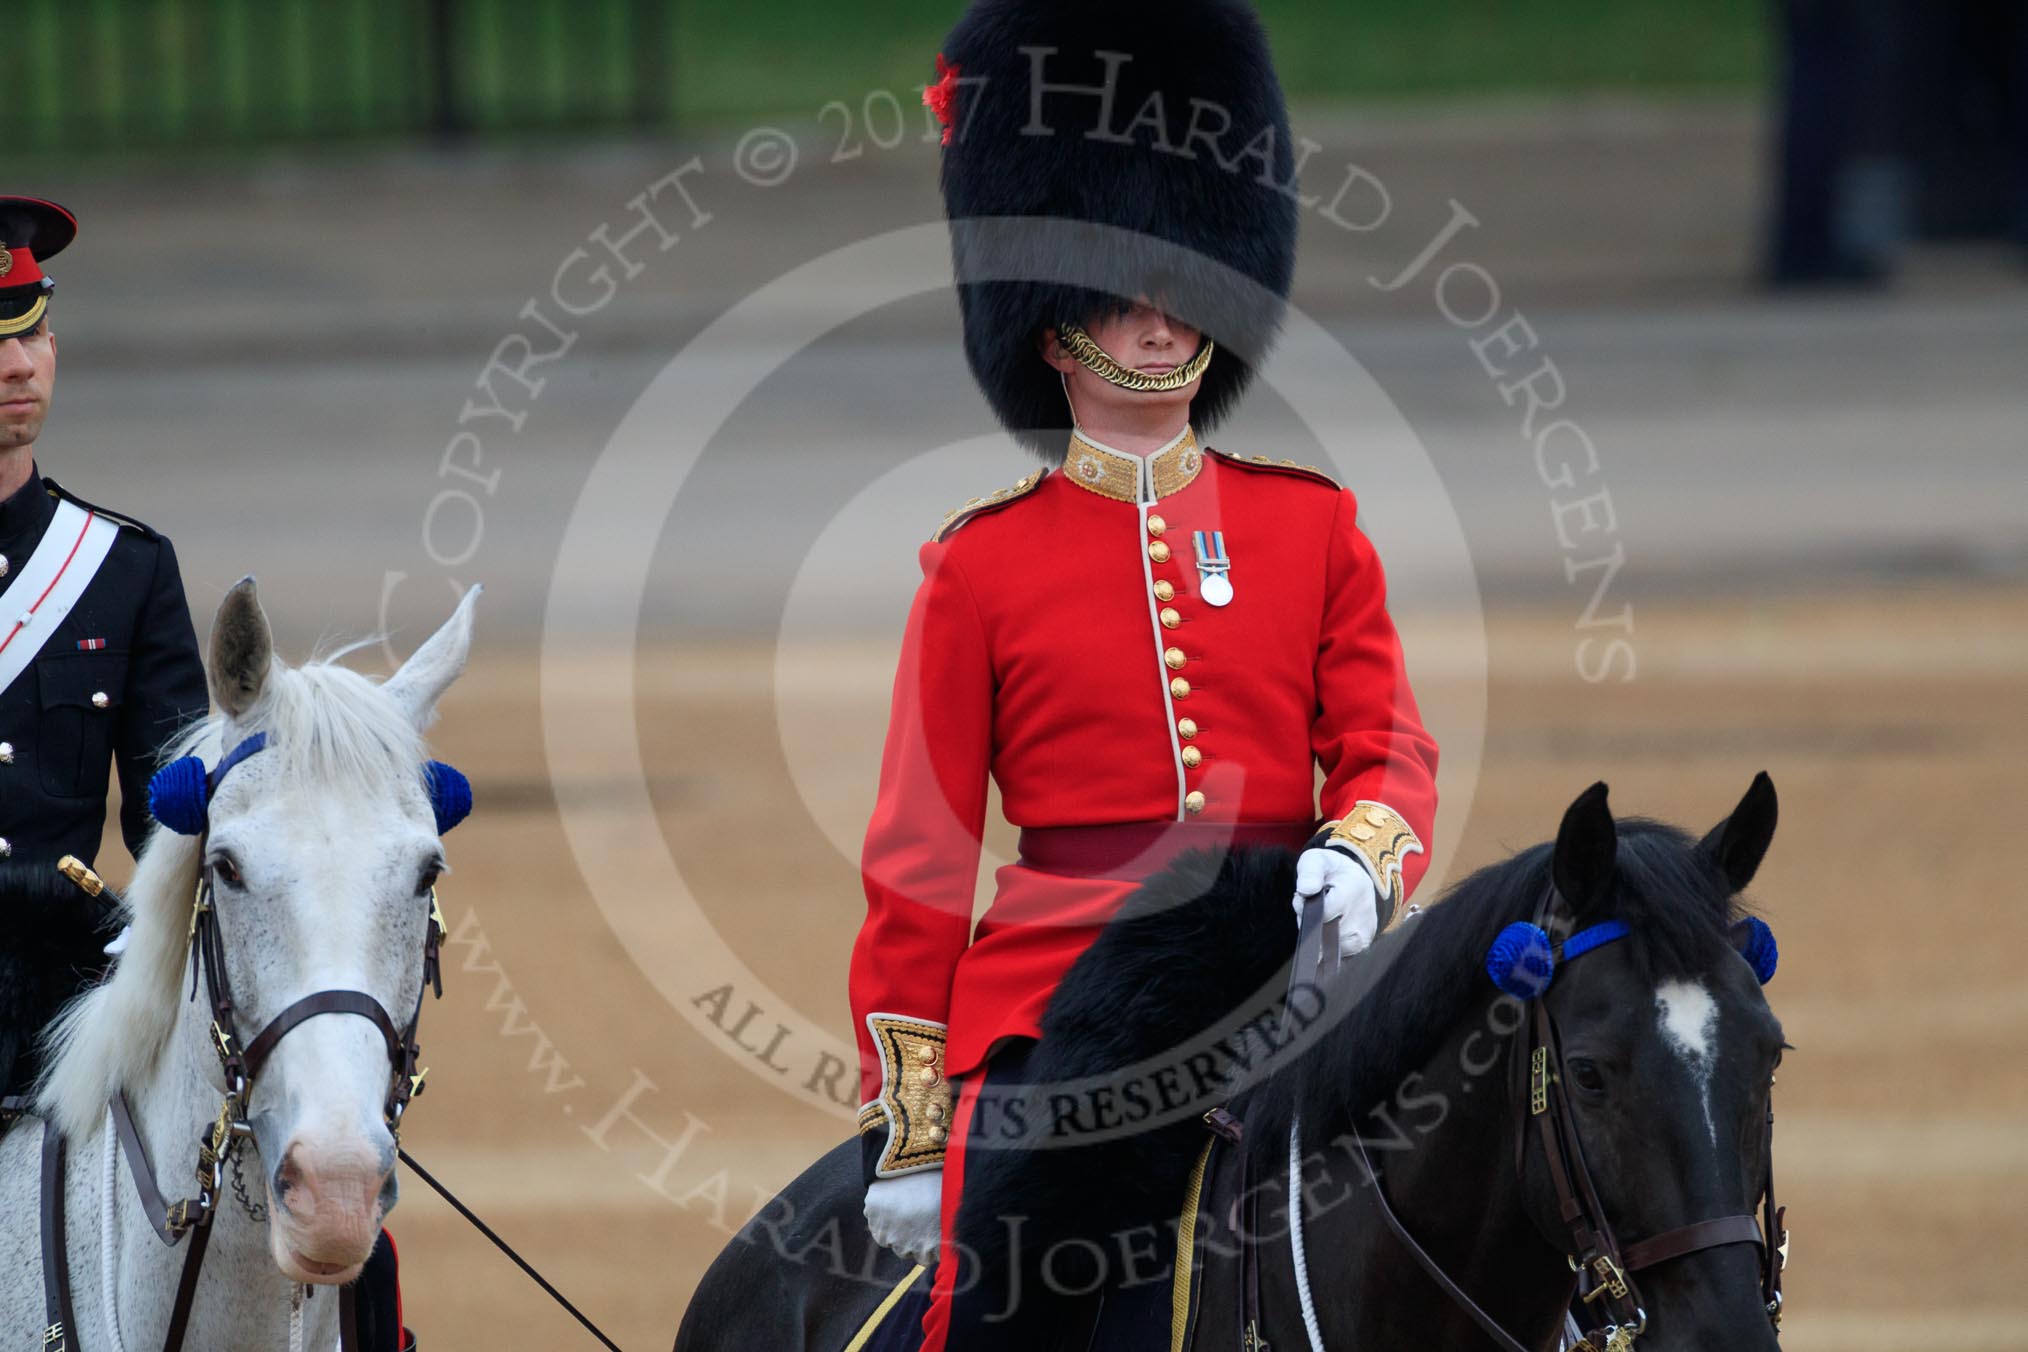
[676,776,1786,1352]
[1654,980,1723,1145]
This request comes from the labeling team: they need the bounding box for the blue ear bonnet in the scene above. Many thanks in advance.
[1486,915,1776,1000]
[148,731,472,837]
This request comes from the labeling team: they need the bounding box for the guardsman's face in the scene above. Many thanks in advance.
[1042,298,1204,426]
[0,317,55,453]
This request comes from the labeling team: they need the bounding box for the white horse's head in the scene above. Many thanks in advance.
[41,578,478,1287]
[204,579,475,1282]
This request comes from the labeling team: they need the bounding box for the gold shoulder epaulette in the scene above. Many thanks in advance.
[1207,447,1339,489]
[931,467,1044,542]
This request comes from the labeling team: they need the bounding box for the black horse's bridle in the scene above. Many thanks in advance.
[34,735,448,1352]
[1342,888,1787,1352]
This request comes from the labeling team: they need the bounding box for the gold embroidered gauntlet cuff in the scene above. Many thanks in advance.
[863,1014,955,1177]
[1322,800,1425,915]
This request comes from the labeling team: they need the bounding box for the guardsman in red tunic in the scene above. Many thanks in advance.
[850,5,1440,1345]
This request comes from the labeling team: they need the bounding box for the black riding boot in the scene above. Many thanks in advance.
[352,1230,418,1351]
[0,864,118,1102]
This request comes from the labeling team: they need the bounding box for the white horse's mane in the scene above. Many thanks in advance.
[37,653,426,1138]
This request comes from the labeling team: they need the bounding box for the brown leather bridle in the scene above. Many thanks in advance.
[1350,888,1787,1351]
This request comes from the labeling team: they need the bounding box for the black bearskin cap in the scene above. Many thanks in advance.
[936,0,1299,459]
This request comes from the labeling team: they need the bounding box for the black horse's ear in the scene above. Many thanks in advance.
[1699,771,1779,894]
[1553,782,1618,914]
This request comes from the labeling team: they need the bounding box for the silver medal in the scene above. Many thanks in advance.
[1193,529,1233,607]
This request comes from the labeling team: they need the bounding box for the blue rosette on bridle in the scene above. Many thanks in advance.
[1486,923,1558,1000]
[1485,918,1634,1000]
[1733,916,1778,984]
[424,761,472,835]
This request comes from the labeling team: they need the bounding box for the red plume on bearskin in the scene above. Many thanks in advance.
[925,54,963,146]
[934,0,1300,460]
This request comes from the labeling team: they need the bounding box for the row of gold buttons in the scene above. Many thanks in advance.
[1148,513,1207,815]
[914,1041,949,1144]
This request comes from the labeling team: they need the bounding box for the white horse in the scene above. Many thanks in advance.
[0,578,477,1351]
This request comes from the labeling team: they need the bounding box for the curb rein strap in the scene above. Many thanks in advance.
[39,734,448,1352]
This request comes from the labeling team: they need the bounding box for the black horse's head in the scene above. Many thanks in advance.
[1525,775,1785,1348]
[1239,775,1786,1351]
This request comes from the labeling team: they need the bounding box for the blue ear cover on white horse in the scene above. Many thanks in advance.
[149,735,473,837]
[147,755,213,837]
[1732,916,1778,984]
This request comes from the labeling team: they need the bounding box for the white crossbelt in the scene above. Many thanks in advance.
[0,499,121,697]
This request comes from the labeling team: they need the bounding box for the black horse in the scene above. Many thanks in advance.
[675,777,1787,1351]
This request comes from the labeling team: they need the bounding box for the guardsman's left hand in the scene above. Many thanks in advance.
[1292,847,1381,958]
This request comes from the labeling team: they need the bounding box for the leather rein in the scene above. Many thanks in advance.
[32,737,445,1352]
[1243,889,1786,1352]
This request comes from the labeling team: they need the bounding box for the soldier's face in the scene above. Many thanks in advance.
[1044,299,1204,426]
[0,321,55,452]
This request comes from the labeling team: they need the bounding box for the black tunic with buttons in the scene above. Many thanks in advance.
[0,467,207,1101]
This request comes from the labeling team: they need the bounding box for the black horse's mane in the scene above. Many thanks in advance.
[1244,817,1748,1166]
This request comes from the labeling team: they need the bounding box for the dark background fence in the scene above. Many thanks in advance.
[11,0,1790,160]
[14,0,675,153]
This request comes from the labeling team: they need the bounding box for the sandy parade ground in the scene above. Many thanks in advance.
[145,581,2019,1352]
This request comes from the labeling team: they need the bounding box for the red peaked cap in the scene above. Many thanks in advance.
[0,196,79,296]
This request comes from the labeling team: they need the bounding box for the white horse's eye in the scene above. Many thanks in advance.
[211,856,245,888]
[417,863,443,894]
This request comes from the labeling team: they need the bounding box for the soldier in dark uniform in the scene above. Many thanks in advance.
[0,195,208,1102]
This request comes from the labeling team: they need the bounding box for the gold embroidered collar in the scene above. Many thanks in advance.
[1061,426,1204,505]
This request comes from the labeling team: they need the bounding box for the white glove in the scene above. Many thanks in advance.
[1292,846,1382,958]
[864,1169,944,1267]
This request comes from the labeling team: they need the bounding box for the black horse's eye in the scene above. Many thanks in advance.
[1567,1058,1607,1096]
